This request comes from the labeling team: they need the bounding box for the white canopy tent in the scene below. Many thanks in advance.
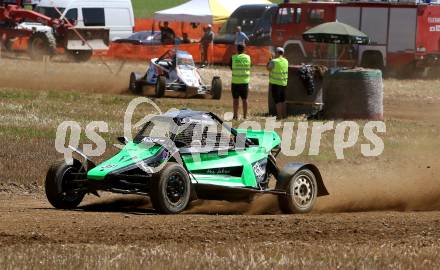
[153,0,272,24]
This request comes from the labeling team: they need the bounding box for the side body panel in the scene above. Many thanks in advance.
[182,130,281,188]
[87,142,161,180]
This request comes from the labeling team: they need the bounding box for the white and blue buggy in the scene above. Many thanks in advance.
[129,49,222,99]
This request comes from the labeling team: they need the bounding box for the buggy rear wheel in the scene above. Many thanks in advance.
[155,76,166,98]
[129,72,143,94]
[45,159,85,209]
[150,162,191,214]
[211,76,222,99]
[277,168,317,214]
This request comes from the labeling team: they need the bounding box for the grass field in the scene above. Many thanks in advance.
[131,0,284,18]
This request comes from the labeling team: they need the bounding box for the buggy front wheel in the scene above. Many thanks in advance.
[155,76,166,98]
[129,72,143,94]
[45,159,86,209]
[150,162,191,214]
[277,168,317,214]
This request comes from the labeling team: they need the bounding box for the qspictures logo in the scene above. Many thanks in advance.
[54,97,386,168]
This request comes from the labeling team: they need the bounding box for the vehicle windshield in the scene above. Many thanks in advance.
[35,6,65,19]
[130,31,160,41]
[136,117,176,140]
[219,7,267,34]
[177,56,195,70]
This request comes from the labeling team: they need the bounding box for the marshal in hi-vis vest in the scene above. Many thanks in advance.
[269,57,288,86]
[231,53,251,84]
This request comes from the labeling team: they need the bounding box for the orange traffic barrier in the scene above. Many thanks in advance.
[105,42,272,65]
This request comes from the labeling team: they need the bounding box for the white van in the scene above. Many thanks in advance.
[34,0,135,41]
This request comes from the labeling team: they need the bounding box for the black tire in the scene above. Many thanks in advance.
[28,32,56,61]
[150,162,191,214]
[155,76,166,98]
[45,159,85,209]
[129,72,143,94]
[276,168,318,214]
[67,50,93,62]
[211,77,222,99]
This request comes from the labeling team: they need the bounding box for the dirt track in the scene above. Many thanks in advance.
[1,58,440,268]
[1,192,439,246]
[1,192,440,269]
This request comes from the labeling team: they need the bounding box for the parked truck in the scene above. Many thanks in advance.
[271,1,440,76]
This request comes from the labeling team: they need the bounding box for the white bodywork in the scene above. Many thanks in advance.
[17,22,53,33]
[146,52,205,91]
[176,53,201,88]
[34,0,134,40]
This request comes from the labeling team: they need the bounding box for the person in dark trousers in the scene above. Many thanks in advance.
[159,21,176,44]
[200,24,214,66]
[230,44,251,120]
[267,47,288,119]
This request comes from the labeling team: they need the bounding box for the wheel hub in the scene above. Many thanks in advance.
[61,167,82,202]
[166,173,185,204]
[292,176,313,207]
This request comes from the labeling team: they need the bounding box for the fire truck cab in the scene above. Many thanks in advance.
[271,1,440,75]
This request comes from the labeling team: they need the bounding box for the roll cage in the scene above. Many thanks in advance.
[133,111,256,152]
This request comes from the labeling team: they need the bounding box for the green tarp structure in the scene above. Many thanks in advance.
[302,21,369,67]
[302,21,369,45]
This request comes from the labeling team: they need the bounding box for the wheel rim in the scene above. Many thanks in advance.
[61,167,82,203]
[291,174,315,209]
[165,172,187,206]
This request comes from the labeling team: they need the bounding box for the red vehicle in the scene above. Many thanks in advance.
[0,0,109,61]
[271,1,440,76]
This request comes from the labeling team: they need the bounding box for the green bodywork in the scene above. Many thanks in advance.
[87,129,281,188]
[87,143,161,180]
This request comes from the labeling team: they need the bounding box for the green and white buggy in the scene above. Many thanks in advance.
[45,109,328,214]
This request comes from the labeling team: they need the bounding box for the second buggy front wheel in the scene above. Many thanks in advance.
[155,76,166,98]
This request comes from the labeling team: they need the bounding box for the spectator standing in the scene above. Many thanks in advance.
[230,44,251,120]
[200,24,214,66]
[234,26,249,46]
[159,21,176,44]
[267,47,289,119]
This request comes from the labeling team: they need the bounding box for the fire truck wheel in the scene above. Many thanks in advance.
[360,51,384,70]
[428,66,440,79]
[67,50,93,62]
[28,32,56,61]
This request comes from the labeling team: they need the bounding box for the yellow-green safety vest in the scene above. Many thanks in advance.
[231,53,251,84]
[269,57,288,86]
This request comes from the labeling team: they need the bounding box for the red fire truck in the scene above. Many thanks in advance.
[271,1,440,76]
